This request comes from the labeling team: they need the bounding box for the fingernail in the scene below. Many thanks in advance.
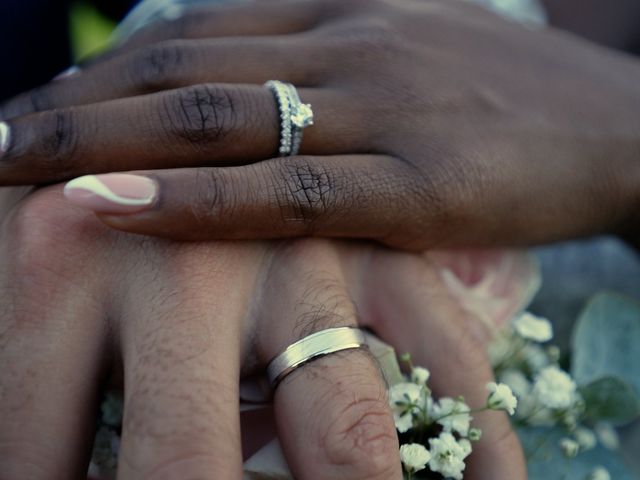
[53,65,81,81]
[64,174,157,214]
[0,122,9,157]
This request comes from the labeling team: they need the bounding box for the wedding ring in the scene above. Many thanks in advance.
[267,327,368,389]
[264,80,314,156]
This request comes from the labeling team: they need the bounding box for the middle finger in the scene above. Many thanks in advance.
[116,241,261,479]
[0,35,332,119]
[256,240,402,480]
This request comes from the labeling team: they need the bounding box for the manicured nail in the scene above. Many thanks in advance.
[64,174,157,214]
[53,65,81,81]
[0,122,9,157]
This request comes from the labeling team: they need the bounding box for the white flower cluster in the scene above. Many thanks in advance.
[490,312,586,428]
[513,312,553,342]
[392,361,518,479]
[588,466,611,480]
[490,311,620,465]
[486,382,518,415]
[399,443,431,473]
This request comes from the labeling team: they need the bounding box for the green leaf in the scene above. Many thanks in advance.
[518,425,635,480]
[579,376,640,425]
[571,293,640,397]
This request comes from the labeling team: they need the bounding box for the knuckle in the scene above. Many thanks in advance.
[162,84,238,145]
[188,168,235,230]
[34,109,80,178]
[342,18,404,61]
[273,160,338,233]
[321,394,399,478]
[380,162,466,248]
[0,189,105,334]
[28,84,54,113]
[129,41,185,91]
[169,9,210,37]
[4,188,97,281]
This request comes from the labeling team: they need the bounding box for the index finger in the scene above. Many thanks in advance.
[0,85,362,186]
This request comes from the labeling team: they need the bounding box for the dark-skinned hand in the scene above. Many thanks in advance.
[1,0,639,248]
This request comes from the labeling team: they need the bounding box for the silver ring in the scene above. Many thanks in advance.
[264,80,314,156]
[267,327,368,389]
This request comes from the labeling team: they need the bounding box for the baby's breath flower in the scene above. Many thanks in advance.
[546,345,561,363]
[513,312,553,342]
[400,443,431,473]
[532,366,577,409]
[388,382,428,433]
[458,438,472,457]
[560,438,579,458]
[499,369,530,398]
[428,432,470,480]
[516,395,554,426]
[523,344,550,371]
[468,427,482,442]
[588,466,611,480]
[399,352,412,363]
[432,397,471,436]
[486,382,518,415]
[574,427,597,451]
[411,366,430,386]
[595,422,619,450]
[561,411,579,430]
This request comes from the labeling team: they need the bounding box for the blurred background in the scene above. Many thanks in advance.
[2,0,640,103]
[0,0,132,102]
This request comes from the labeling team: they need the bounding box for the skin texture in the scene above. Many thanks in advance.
[0,186,525,480]
[0,0,639,248]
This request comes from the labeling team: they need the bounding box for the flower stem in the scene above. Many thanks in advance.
[430,407,489,424]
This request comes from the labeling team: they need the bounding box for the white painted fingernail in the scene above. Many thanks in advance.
[64,173,157,214]
[53,65,81,81]
[0,122,10,157]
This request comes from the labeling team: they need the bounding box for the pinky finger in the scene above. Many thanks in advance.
[62,155,427,248]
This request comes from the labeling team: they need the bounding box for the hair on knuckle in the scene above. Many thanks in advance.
[293,274,356,338]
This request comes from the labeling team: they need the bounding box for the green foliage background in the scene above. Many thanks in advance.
[69,2,116,61]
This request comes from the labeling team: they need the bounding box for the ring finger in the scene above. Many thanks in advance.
[255,240,402,480]
[0,84,365,185]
